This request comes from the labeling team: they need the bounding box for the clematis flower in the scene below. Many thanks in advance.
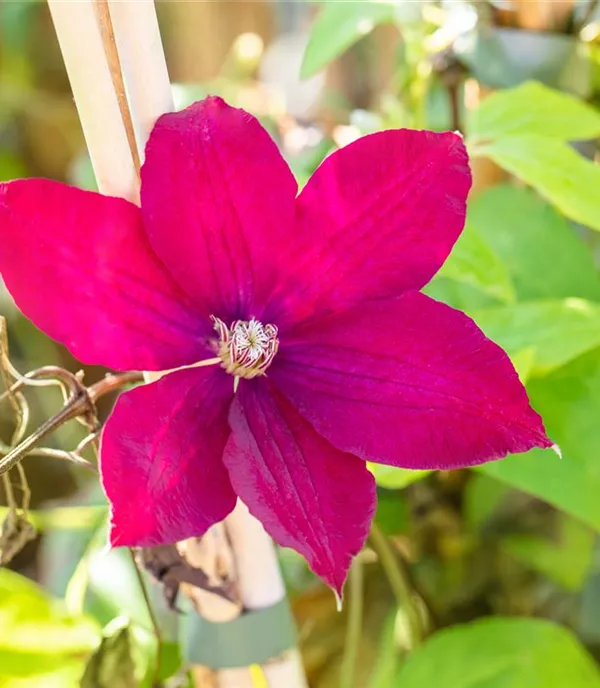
[0,97,551,594]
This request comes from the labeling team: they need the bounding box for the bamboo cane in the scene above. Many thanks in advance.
[513,0,575,32]
[47,2,306,686]
[47,0,138,202]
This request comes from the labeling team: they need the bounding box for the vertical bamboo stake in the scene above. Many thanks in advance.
[47,0,138,202]
[107,0,174,156]
[512,0,574,32]
[47,2,306,686]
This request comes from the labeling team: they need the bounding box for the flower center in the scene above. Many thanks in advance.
[211,316,279,379]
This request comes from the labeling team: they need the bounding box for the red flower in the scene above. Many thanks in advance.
[0,97,551,593]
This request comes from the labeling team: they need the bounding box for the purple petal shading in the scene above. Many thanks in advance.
[267,129,471,328]
[224,379,376,595]
[101,366,236,547]
[141,96,298,322]
[0,179,209,371]
[272,291,552,470]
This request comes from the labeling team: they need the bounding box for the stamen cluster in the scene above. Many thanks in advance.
[212,316,279,379]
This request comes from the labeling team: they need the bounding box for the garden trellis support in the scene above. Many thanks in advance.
[46,1,307,685]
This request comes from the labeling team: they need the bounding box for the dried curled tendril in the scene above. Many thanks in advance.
[0,317,143,564]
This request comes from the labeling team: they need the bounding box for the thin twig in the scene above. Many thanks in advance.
[90,436,163,684]
[369,524,422,648]
[0,370,142,476]
[0,365,81,405]
[5,358,63,388]
[15,464,30,511]
[129,548,163,685]
[339,558,364,688]
[0,395,89,476]
[87,371,144,403]
[93,0,141,177]
[0,318,31,514]
[2,473,16,512]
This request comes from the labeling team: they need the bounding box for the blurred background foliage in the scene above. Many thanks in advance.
[3,0,600,686]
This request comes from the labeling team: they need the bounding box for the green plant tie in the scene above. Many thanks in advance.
[179,597,296,669]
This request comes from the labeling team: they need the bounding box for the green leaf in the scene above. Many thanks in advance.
[476,135,600,232]
[369,612,401,688]
[472,298,600,377]
[300,1,396,78]
[375,490,409,535]
[0,661,87,688]
[137,631,182,688]
[0,152,28,182]
[81,619,137,688]
[580,571,600,643]
[0,505,108,531]
[480,349,600,532]
[154,641,182,684]
[468,185,600,302]
[368,463,430,489]
[501,515,595,591]
[0,569,99,655]
[464,474,510,529]
[80,618,181,688]
[86,546,159,630]
[0,569,99,685]
[394,617,600,687]
[511,347,536,384]
[438,221,516,303]
[468,81,600,144]
[424,276,501,312]
[0,1,39,54]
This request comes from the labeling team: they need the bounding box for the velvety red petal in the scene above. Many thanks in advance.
[267,129,471,328]
[101,366,236,547]
[141,96,298,322]
[272,292,552,470]
[224,379,376,595]
[0,179,209,371]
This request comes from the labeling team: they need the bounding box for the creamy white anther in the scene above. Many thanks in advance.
[212,316,279,379]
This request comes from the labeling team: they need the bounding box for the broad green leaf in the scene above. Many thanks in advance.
[369,613,401,688]
[481,449,600,534]
[424,275,501,311]
[476,135,600,232]
[580,569,600,644]
[501,515,594,591]
[394,617,600,687]
[368,463,430,489]
[480,349,600,532]
[0,568,99,655]
[511,347,536,384]
[81,619,137,688]
[0,152,27,182]
[468,81,600,144]
[464,474,510,529]
[468,185,600,302]
[65,525,111,615]
[80,617,180,688]
[472,298,600,377]
[300,1,396,78]
[0,661,86,688]
[87,547,156,629]
[375,489,409,535]
[0,505,108,531]
[148,640,181,685]
[0,569,99,686]
[0,1,38,53]
[438,222,516,303]
[136,628,182,688]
